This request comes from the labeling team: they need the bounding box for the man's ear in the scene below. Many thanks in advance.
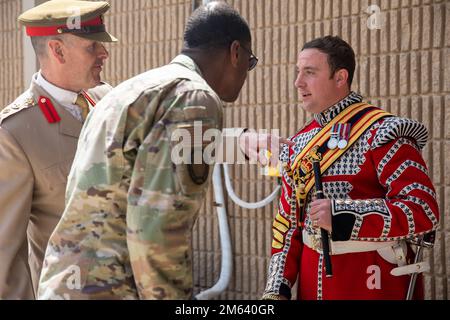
[47,39,66,64]
[335,69,349,88]
[229,40,240,68]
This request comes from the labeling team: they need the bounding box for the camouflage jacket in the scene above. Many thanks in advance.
[38,55,223,300]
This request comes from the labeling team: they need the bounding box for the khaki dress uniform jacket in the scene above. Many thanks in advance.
[0,75,111,299]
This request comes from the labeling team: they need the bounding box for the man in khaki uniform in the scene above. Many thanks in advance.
[0,0,117,299]
[38,2,257,300]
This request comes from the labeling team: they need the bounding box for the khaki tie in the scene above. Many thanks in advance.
[75,93,90,122]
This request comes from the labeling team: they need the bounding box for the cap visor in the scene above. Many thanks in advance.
[75,31,118,43]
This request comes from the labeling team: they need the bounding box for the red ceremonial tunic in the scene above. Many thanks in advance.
[263,92,439,300]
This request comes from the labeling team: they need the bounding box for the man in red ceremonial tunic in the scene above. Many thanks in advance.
[262,36,439,300]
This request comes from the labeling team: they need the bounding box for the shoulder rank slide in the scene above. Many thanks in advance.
[38,96,61,123]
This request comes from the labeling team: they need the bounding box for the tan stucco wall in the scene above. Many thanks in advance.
[0,0,23,109]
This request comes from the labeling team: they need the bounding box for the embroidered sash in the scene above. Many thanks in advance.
[288,103,392,214]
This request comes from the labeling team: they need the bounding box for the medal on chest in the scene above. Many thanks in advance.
[327,123,351,150]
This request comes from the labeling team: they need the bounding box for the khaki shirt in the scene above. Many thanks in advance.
[38,55,223,300]
[0,76,111,299]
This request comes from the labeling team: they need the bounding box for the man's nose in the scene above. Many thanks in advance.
[97,44,109,60]
[294,73,305,88]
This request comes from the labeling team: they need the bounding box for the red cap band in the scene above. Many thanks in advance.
[26,16,103,37]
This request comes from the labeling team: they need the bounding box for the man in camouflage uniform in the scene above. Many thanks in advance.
[0,0,116,299]
[38,2,256,300]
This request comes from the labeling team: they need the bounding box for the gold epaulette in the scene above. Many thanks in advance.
[0,96,35,124]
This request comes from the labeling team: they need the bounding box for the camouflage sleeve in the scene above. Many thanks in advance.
[0,127,34,299]
[125,87,223,299]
